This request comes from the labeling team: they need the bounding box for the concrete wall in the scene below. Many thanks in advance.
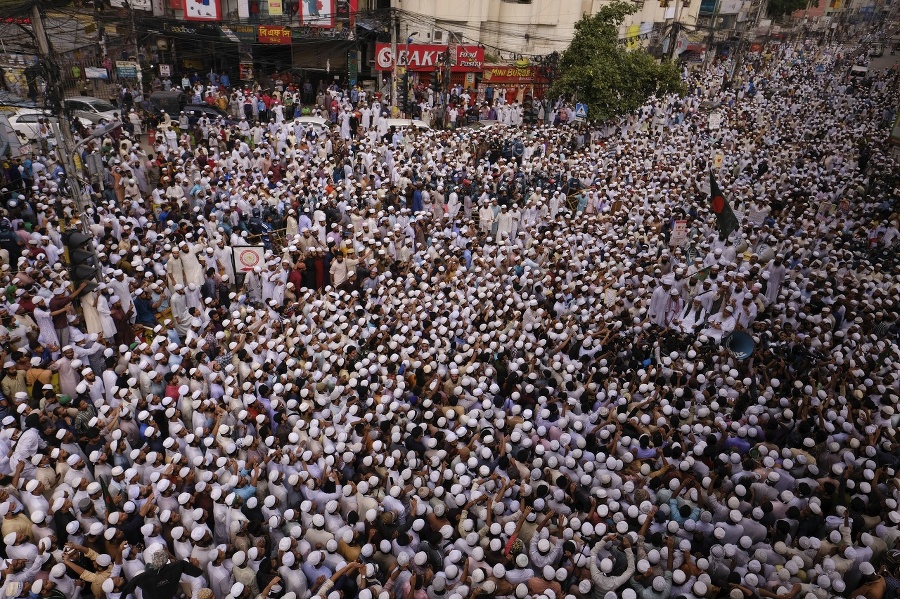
[395,0,703,55]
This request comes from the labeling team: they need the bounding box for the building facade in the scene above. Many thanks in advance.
[394,0,702,56]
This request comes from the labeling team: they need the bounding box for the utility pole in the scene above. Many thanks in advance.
[390,9,398,109]
[30,3,94,235]
[730,0,767,79]
[126,0,144,94]
[667,0,683,60]
[702,0,721,69]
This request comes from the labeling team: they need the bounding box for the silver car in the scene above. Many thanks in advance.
[62,96,121,124]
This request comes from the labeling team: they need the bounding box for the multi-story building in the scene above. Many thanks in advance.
[367,0,702,101]
[389,0,702,56]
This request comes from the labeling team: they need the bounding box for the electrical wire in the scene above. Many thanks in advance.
[395,7,617,50]
[393,5,675,58]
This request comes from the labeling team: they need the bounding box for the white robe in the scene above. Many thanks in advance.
[166,256,187,288]
[96,294,117,340]
[170,293,191,336]
[78,291,103,337]
[677,304,707,334]
[496,211,514,239]
[182,246,206,287]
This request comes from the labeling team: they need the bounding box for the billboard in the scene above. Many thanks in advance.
[375,43,484,72]
[110,0,152,10]
[302,0,334,27]
[184,0,221,20]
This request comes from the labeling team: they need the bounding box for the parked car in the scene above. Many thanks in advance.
[182,104,231,126]
[147,91,186,116]
[7,109,91,144]
[62,96,120,123]
[294,116,333,132]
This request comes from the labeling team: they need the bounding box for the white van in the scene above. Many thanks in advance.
[849,65,869,81]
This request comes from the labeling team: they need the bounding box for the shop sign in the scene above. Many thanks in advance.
[116,60,140,78]
[481,65,546,84]
[258,25,292,44]
[376,43,484,72]
[223,24,258,41]
[454,46,484,72]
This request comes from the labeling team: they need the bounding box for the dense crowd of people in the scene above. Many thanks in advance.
[0,35,898,599]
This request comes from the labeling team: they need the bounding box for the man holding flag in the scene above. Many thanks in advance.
[709,168,740,238]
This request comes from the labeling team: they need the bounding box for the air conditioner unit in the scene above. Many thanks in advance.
[433,30,444,42]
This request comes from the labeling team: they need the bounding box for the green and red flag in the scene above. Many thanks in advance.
[709,169,739,237]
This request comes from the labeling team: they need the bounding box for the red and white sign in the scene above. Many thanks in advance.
[183,0,221,20]
[454,46,484,71]
[375,43,484,72]
[233,246,265,272]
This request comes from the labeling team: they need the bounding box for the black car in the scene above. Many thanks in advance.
[182,104,232,126]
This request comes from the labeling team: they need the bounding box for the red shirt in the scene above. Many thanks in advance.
[48,294,74,329]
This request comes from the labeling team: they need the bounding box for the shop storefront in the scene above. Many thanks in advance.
[143,20,295,81]
[373,43,484,89]
[479,64,550,101]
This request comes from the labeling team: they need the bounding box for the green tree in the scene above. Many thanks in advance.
[550,1,685,122]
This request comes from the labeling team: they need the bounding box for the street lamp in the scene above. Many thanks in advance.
[405,32,419,66]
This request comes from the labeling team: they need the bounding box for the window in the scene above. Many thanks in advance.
[87,100,116,113]
[17,114,38,123]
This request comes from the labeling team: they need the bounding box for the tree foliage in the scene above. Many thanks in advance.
[550,2,686,122]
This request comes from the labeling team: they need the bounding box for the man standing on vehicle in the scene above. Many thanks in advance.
[120,550,204,599]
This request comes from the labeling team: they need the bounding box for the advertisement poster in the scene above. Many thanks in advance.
[184,0,221,20]
[239,62,254,81]
[302,0,334,27]
[111,0,152,9]
[268,0,283,15]
[85,67,108,80]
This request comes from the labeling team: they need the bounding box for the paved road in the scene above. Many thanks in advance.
[869,49,900,71]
